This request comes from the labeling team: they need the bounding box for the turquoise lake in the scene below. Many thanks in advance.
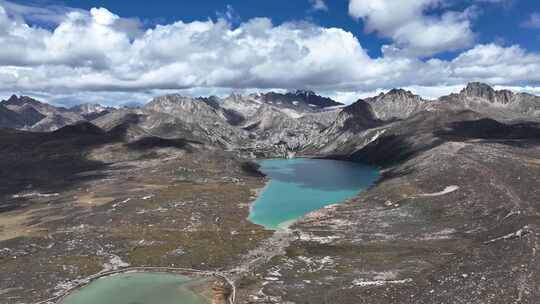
[61,273,209,304]
[248,158,380,229]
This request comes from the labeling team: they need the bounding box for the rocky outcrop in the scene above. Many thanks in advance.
[220,94,262,120]
[212,279,232,304]
[460,82,513,103]
[365,88,428,121]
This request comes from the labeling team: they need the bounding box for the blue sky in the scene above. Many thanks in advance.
[0,0,539,106]
[17,0,540,57]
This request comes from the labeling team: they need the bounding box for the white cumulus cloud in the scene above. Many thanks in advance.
[0,3,538,105]
[348,0,475,57]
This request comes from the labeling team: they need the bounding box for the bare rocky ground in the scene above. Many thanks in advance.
[244,129,540,303]
[3,125,540,304]
[0,128,272,303]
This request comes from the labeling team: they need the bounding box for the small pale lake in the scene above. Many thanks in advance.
[61,273,209,304]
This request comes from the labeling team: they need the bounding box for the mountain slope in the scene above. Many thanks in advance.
[305,99,382,155]
[438,82,540,121]
[144,94,248,147]
[365,89,429,121]
[93,108,212,144]
[1,95,84,131]
[0,104,26,129]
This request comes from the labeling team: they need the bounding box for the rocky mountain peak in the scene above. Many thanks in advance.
[143,94,236,135]
[364,88,426,121]
[460,82,515,104]
[344,99,372,115]
[371,88,422,103]
[146,94,202,110]
[461,82,496,99]
[7,94,19,103]
[3,95,40,107]
[293,89,316,96]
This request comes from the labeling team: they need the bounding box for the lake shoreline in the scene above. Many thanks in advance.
[42,267,227,304]
[247,158,380,229]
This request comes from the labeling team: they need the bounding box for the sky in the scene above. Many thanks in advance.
[0,0,539,106]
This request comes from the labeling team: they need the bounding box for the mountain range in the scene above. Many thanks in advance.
[1,83,539,157]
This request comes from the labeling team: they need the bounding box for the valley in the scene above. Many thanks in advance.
[0,83,539,304]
